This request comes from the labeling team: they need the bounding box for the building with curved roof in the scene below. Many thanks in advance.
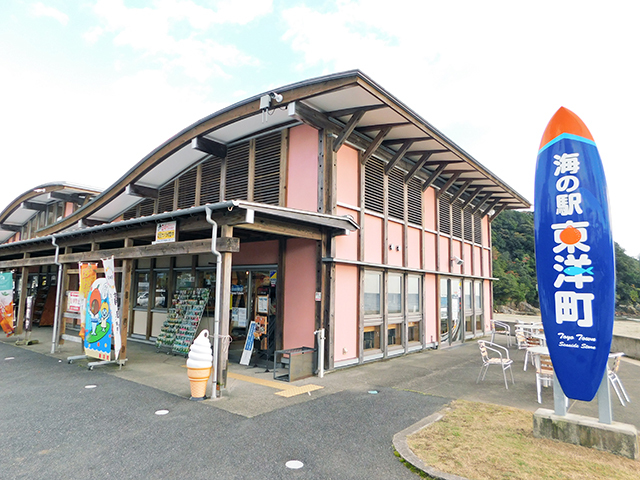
[0,71,529,390]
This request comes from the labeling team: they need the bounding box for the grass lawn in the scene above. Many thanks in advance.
[407,400,640,480]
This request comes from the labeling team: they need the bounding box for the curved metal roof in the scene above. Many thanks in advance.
[31,70,530,238]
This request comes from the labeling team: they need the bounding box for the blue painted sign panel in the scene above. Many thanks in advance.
[534,107,615,401]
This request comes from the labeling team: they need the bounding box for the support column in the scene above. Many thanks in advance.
[120,257,132,362]
[217,225,233,393]
[16,264,29,336]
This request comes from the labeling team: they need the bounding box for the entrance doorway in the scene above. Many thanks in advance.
[228,267,277,366]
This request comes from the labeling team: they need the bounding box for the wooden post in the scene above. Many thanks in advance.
[16,264,29,335]
[120,258,132,361]
[217,225,233,392]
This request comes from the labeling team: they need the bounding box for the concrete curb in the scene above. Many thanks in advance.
[393,408,469,480]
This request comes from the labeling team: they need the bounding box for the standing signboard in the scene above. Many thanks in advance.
[102,256,122,360]
[0,272,14,336]
[534,107,615,401]
[84,278,112,361]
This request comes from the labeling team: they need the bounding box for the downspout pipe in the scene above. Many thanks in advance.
[50,235,64,354]
[205,207,222,399]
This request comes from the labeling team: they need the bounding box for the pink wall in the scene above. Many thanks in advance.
[450,240,463,275]
[283,238,318,349]
[423,187,436,230]
[335,205,359,261]
[334,264,358,363]
[473,246,482,276]
[407,226,421,269]
[439,237,450,273]
[482,248,490,278]
[388,221,403,267]
[336,146,359,206]
[482,215,489,246]
[234,240,279,265]
[424,232,437,271]
[424,274,437,344]
[483,279,492,330]
[64,202,74,217]
[363,214,383,264]
[286,124,318,211]
[463,243,472,276]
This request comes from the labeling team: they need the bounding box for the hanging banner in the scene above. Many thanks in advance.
[102,256,121,360]
[0,272,15,337]
[78,263,98,340]
[84,278,112,361]
[534,107,615,402]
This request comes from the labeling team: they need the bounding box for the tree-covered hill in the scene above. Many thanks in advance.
[491,210,640,315]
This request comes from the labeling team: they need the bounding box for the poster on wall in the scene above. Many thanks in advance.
[0,272,15,337]
[84,278,112,361]
[78,263,98,340]
[102,256,121,360]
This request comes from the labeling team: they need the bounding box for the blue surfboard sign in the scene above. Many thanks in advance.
[534,107,615,402]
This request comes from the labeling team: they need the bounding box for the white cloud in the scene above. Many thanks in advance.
[280,0,640,256]
[30,2,69,25]
[89,0,267,80]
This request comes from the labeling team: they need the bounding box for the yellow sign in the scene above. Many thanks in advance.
[154,221,177,244]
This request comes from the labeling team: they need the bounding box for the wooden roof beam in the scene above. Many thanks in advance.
[422,164,447,192]
[404,152,433,183]
[325,104,385,118]
[333,109,366,152]
[0,224,21,232]
[471,194,491,214]
[436,172,463,199]
[489,203,508,221]
[191,136,227,158]
[449,180,473,204]
[361,126,392,164]
[383,137,432,145]
[126,183,159,199]
[385,140,414,173]
[482,198,503,218]
[21,201,47,211]
[357,122,411,133]
[462,187,483,206]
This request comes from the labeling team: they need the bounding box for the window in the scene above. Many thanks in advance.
[387,323,402,348]
[388,273,403,315]
[363,326,381,350]
[407,275,421,314]
[407,322,420,342]
[475,280,484,331]
[135,272,150,308]
[154,271,168,309]
[175,270,195,290]
[364,271,381,316]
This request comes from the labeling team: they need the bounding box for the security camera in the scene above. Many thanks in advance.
[452,256,464,266]
[270,92,283,103]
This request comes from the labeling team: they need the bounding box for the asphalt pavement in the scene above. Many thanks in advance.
[2,319,639,479]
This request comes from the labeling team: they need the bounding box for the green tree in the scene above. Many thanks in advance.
[615,242,640,305]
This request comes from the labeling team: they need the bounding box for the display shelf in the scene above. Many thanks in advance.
[155,288,210,356]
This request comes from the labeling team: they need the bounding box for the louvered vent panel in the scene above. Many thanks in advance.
[364,158,384,214]
[464,207,473,242]
[123,206,137,220]
[254,132,281,205]
[200,156,222,204]
[157,181,175,213]
[438,194,451,235]
[139,198,155,217]
[388,167,404,221]
[452,199,463,239]
[177,166,197,209]
[225,142,249,200]
[474,212,483,244]
[407,177,422,225]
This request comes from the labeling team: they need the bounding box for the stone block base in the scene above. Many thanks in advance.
[533,408,639,460]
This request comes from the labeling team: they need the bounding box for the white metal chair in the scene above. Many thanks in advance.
[477,340,514,389]
[490,320,512,347]
[535,354,554,404]
[608,352,631,406]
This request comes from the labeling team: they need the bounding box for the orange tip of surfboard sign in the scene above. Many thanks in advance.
[539,107,595,152]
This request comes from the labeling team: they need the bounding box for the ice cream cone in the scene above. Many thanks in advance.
[187,366,212,399]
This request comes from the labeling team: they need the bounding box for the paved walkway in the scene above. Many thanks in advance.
[3,318,639,477]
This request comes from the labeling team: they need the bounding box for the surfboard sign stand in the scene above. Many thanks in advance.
[534,107,616,422]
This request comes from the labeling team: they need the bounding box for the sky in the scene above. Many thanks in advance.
[1,0,638,258]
